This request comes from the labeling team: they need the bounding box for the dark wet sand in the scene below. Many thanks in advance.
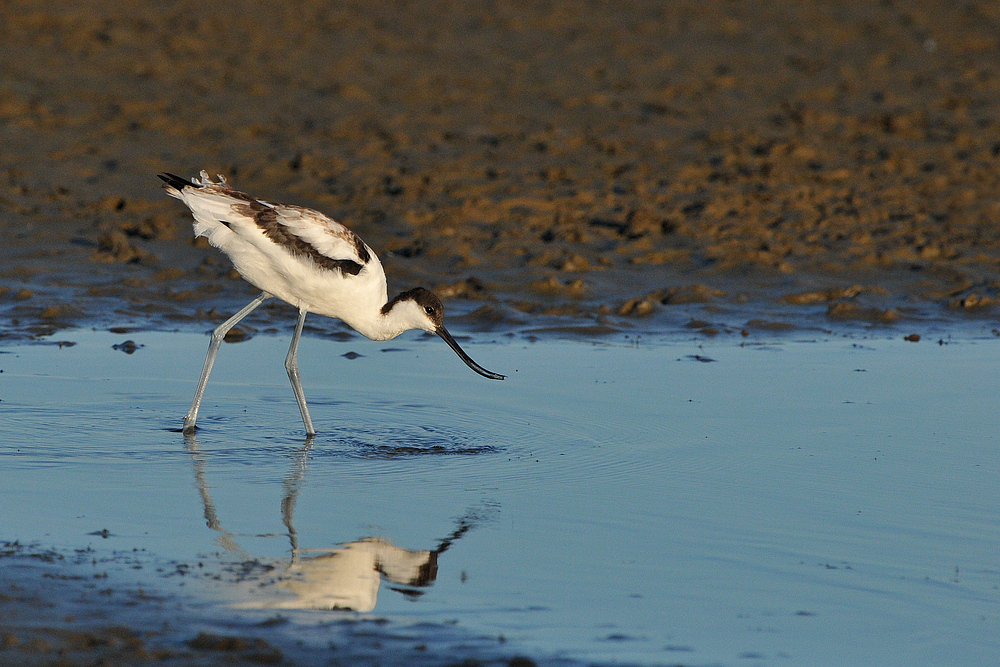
[3,1,1000,664]
[3,1,1000,341]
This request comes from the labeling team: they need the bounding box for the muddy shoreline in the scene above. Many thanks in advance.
[4,1,1000,343]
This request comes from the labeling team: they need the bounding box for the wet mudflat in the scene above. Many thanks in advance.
[1,330,998,666]
[6,1,1000,340]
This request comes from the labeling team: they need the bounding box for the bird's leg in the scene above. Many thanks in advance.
[183,291,271,433]
[285,308,316,436]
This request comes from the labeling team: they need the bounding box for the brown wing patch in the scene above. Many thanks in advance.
[231,201,365,276]
[280,204,371,266]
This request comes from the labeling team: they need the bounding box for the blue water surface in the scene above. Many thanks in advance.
[1,330,998,666]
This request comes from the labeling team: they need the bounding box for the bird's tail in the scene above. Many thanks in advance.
[158,171,229,198]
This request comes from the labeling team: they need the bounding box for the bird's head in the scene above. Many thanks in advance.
[382,287,505,380]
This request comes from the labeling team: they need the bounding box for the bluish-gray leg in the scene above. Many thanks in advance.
[285,308,316,436]
[183,291,271,433]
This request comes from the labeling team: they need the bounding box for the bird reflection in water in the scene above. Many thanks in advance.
[185,436,492,612]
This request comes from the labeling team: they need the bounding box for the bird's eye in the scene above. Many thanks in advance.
[425,306,434,314]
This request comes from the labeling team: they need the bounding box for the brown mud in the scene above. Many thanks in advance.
[3,1,1000,342]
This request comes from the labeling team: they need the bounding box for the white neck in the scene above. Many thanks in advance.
[343,300,433,342]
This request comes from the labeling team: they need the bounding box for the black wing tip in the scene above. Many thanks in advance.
[157,172,198,190]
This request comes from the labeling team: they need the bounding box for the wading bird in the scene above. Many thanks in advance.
[159,171,504,436]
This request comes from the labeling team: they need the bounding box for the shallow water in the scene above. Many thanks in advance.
[2,330,999,665]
